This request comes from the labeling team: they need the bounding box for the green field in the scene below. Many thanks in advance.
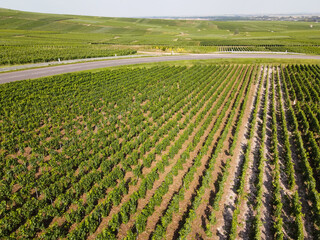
[1,63,320,239]
[2,5,320,240]
[0,8,320,65]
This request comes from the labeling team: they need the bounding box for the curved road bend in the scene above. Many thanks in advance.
[1,53,320,84]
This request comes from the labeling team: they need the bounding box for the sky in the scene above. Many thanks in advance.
[1,0,319,17]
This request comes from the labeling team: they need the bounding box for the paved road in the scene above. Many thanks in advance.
[1,53,320,84]
[0,54,154,73]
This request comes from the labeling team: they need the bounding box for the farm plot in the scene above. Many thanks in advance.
[218,46,268,52]
[0,63,320,239]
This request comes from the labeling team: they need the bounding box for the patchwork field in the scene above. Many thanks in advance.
[1,8,320,65]
[1,63,320,239]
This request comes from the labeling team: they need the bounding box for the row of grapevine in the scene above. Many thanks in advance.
[65,65,236,239]
[281,66,320,237]
[276,67,304,239]
[135,65,248,240]
[270,68,284,240]
[177,66,253,239]
[102,65,247,239]
[0,45,137,65]
[2,63,320,239]
[253,66,269,239]
[48,65,231,238]
[228,65,264,239]
[0,66,197,238]
[1,66,188,237]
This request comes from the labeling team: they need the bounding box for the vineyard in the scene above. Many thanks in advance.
[1,63,320,239]
[0,45,137,65]
[1,8,320,66]
[216,45,320,54]
[218,46,267,52]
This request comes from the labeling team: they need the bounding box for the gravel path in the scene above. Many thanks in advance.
[0,53,320,84]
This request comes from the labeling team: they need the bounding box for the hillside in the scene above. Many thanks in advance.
[1,7,320,240]
[0,8,320,65]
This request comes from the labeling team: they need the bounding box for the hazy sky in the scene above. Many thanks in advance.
[1,0,319,17]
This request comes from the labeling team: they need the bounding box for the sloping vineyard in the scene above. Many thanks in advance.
[0,45,137,65]
[217,45,320,54]
[0,63,320,239]
[218,46,267,52]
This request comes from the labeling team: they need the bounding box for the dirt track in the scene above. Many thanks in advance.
[0,53,320,84]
